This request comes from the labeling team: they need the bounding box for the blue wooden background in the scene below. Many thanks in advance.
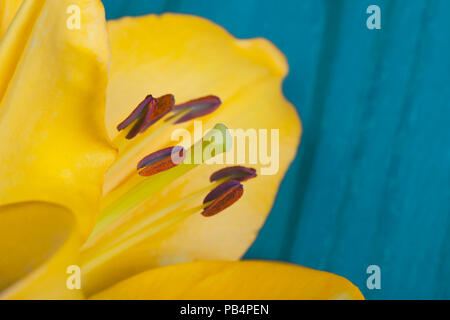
[103,0,450,299]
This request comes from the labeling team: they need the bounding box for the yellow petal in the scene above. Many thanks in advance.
[85,14,300,294]
[0,0,42,100]
[0,0,114,297]
[0,202,83,299]
[0,0,24,38]
[91,260,364,300]
[0,0,115,238]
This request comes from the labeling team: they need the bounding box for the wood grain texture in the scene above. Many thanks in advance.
[104,0,450,299]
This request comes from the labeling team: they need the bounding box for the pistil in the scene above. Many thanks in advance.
[84,94,246,275]
[93,123,232,236]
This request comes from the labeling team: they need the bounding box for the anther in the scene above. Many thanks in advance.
[210,166,257,182]
[170,95,221,124]
[138,146,185,177]
[117,94,175,139]
[202,179,244,217]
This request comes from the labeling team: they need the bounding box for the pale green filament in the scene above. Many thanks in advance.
[84,179,224,252]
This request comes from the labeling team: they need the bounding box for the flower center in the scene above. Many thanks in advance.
[80,93,256,275]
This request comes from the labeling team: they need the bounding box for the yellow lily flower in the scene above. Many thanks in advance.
[0,0,363,300]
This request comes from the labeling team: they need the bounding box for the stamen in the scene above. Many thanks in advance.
[83,167,251,274]
[116,94,174,140]
[202,179,244,217]
[116,95,154,132]
[170,95,221,124]
[137,146,185,177]
[95,123,232,236]
[210,166,257,182]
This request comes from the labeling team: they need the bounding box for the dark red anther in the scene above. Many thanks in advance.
[117,94,175,139]
[117,95,156,139]
[202,179,244,217]
[172,95,221,124]
[138,146,185,177]
[210,166,257,182]
[140,94,175,132]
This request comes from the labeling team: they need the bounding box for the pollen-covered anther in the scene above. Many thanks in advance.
[202,179,244,217]
[210,166,257,182]
[117,94,175,139]
[170,95,221,124]
[137,146,185,177]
